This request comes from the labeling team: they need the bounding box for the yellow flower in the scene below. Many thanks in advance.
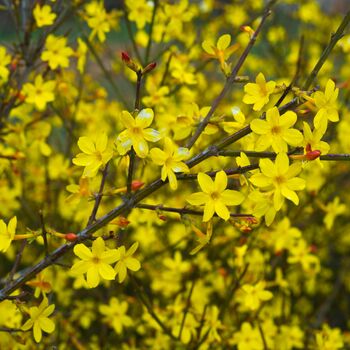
[287,239,320,273]
[323,197,346,230]
[315,324,344,350]
[313,79,339,131]
[187,170,245,222]
[250,107,303,153]
[71,237,119,288]
[0,216,17,252]
[116,108,161,158]
[99,297,133,334]
[150,137,190,190]
[250,153,305,210]
[76,38,88,74]
[240,281,273,311]
[33,4,56,27]
[84,1,111,42]
[41,34,74,70]
[114,242,141,283]
[243,72,276,111]
[231,322,263,349]
[21,297,55,343]
[202,34,239,65]
[302,122,330,155]
[73,134,113,177]
[125,0,153,29]
[22,75,56,111]
[0,46,11,84]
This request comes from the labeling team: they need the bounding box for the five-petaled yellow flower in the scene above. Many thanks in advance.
[22,75,56,111]
[41,34,74,70]
[187,171,245,222]
[0,46,11,84]
[73,134,113,177]
[150,137,190,190]
[0,216,17,252]
[250,107,303,153]
[202,34,239,66]
[313,79,339,131]
[116,108,161,158]
[71,237,119,288]
[114,242,141,283]
[21,297,55,343]
[250,153,305,210]
[240,281,273,311]
[33,4,56,28]
[243,72,276,111]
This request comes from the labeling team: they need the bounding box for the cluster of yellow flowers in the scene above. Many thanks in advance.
[0,0,349,348]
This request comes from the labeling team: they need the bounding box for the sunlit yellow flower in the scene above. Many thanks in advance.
[41,34,74,70]
[0,216,17,252]
[250,153,305,210]
[71,237,119,288]
[202,34,239,66]
[84,1,111,42]
[0,46,11,84]
[240,281,273,310]
[22,75,56,111]
[150,137,190,190]
[116,109,161,158]
[250,107,303,153]
[243,72,276,111]
[33,4,56,27]
[187,171,245,222]
[73,134,113,177]
[99,297,133,334]
[125,0,153,29]
[21,297,55,343]
[313,79,339,131]
[114,242,141,283]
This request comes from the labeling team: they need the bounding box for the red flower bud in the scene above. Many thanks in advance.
[305,143,312,153]
[121,51,131,63]
[65,233,78,242]
[115,216,130,228]
[142,62,157,75]
[306,150,321,160]
[158,214,167,221]
[131,180,144,191]
[310,244,317,253]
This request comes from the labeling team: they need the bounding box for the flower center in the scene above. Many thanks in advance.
[271,125,281,135]
[274,175,286,185]
[211,191,220,201]
[92,256,100,264]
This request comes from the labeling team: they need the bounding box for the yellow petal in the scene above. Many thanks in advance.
[217,34,231,50]
[198,172,214,193]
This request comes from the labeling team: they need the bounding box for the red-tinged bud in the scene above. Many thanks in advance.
[218,267,228,277]
[121,51,131,63]
[142,62,157,75]
[240,225,252,233]
[10,58,19,71]
[306,150,321,161]
[131,180,144,191]
[243,216,258,225]
[305,143,312,153]
[275,250,283,256]
[121,51,140,73]
[65,233,78,242]
[115,216,130,228]
[158,214,167,221]
[17,91,26,102]
[310,244,317,253]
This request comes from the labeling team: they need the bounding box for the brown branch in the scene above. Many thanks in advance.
[185,0,277,149]
[136,203,254,218]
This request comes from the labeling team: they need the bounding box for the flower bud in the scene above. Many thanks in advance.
[65,233,78,242]
[131,180,144,191]
[306,150,321,160]
[142,62,157,75]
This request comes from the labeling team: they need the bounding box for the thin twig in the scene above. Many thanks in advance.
[185,0,277,149]
[136,203,254,218]
[87,162,110,226]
